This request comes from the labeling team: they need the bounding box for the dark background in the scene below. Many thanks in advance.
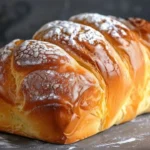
[0,0,150,47]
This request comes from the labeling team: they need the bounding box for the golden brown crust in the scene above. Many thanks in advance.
[112,17,150,116]
[0,39,23,105]
[33,20,132,129]
[0,39,102,143]
[0,14,150,144]
[69,13,149,124]
[127,18,150,43]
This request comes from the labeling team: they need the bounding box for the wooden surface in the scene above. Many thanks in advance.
[0,114,150,150]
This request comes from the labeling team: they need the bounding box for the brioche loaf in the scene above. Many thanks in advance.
[0,13,150,144]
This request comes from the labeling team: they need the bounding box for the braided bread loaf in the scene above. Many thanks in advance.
[0,13,150,144]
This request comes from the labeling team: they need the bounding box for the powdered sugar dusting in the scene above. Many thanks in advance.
[33,21,104,48]
[15,40,71,66]
[22,70,95,104]
[70,13,128,39]
[0,39,20,61]
[0,136,17,148]
[95,138,136,147]
[117,138,136,144]
[91,114,150,148]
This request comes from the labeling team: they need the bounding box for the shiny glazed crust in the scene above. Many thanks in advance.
[0,13,150,144]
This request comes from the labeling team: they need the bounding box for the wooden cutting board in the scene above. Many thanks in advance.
[0,114,150,150]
